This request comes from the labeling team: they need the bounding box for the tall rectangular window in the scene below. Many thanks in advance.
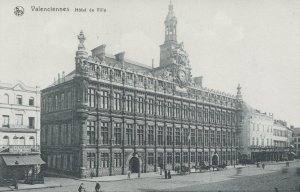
[175,103,180,118]
[204,130,209,147]
[138,97,144,113]
[101,153,109,167]
[87,153,96,168]
[175,128,181,146]
[167,127,173,145]
[137,125,144,145]
[191,152,196,163]
[197,107,202,122]
[191,129,196,145]
[2,115,9,127]
[222,130,226,146]
[175,152,180,163]
[126,95,133,112]
[114,93,121,111]
[126,124,133,145]
[204,108,209,122]
[28,117,35,129]
[100,90,109,109]
[148,99,154,115]
[148,126,154,145]
[29,97,34,106]
[16,114,23,125]
[101,122,109,144]
[216,131,221,146]
[190,106,196,120]
[16,95,22,105]
[183,105,188,119]
[158,126,163,146]
[166,102,172,117]
[197,129,203,146]
[114,153,122,167]
[148,153,154,165]
[183,152,188,163]
[167,152,172,164]
[210,130,215,146]
[157,100,163,116]
[114,123,122,145]
[87,88,95,107]
[197,152,202,163]
[183,128,189,145]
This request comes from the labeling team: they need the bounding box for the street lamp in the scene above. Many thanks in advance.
[14,160,19,189]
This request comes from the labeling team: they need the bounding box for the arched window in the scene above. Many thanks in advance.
[3,94,9,104]
[13,136,18,145]
[29,97,34,106]
[29,136,35,145]
[3,136,9,145]
[19,136,25,145]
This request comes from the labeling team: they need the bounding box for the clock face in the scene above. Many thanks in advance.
[178,70,186,82]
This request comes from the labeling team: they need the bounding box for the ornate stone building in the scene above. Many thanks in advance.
[41,2,242,178]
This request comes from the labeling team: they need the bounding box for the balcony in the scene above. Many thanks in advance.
[0,145,40,154]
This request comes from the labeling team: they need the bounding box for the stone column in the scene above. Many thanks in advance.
[78,112,88,178]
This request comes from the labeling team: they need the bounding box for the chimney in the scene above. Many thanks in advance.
[152,59,154,69]
[115,52,125,63]
[58,73,60,84]
[194,76,203,87]
[62,71,65,82]
[91,44,106,62]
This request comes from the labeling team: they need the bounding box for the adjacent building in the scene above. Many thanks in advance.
[239,102,294,162]
[292,127,300,158]
[41,2,242,178]
[0,81,44,183]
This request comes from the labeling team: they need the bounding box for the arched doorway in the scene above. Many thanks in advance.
[212,153,219,166]
[129,157,139,173]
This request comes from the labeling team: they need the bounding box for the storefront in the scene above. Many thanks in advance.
[0,154,45,185]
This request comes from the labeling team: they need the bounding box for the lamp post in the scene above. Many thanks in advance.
[14,160,19,189]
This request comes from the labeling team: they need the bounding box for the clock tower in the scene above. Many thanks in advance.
[159,1,192,87]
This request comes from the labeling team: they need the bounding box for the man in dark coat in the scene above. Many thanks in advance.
[168,170,171,179]
[165,170,168,179]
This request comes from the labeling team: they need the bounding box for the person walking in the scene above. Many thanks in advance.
[78,183,86,192]
[95,182,101,192]
[262,163,265,169]
[168,170,171,179]
[164,170,168,179]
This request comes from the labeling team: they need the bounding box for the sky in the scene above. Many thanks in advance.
[0,0,299,126]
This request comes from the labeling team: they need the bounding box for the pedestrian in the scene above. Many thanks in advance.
[78,183,86,192]
[262,163,265,169]
[127,170,131,179]
[95,182,101,192]
[165,170,168,179]
[168,170,171,179]
[236,167,242,175]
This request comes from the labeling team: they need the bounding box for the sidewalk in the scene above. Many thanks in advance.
[80,171,175,182]
[0,181,61,192]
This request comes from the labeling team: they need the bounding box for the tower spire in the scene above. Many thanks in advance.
[76,30,88,58]
[164,0,177,43]
[236,84,242,100]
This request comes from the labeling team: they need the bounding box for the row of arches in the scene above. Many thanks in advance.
[2,135,35,145]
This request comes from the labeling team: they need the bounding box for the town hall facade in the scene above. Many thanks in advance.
[41,2,242,178]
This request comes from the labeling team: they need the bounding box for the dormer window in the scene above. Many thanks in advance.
[17,95,22,105]
[29,97,34,106]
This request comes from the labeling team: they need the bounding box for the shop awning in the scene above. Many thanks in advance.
[291,152,297,156]
[2,155,45,166]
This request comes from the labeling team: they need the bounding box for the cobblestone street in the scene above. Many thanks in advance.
[6,161,298,192]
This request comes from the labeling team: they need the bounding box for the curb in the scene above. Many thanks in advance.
[0,184,62,192]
